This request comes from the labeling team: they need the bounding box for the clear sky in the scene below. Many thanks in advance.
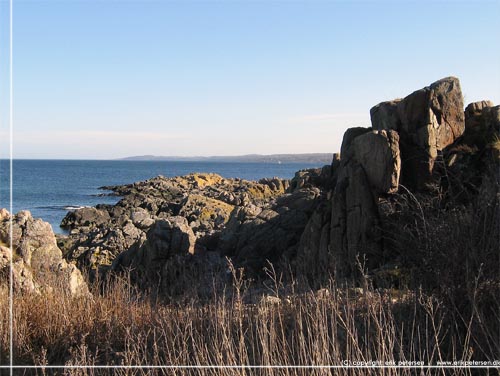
[1,0,499,159]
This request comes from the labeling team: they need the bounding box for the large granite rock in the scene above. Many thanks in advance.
[370,99,402,132]
[0,209,88,296]
[351,130,401,194]
[371,77,465,189]
[297,127,400,280]
[397,77,464,153]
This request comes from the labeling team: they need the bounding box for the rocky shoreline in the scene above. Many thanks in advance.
[1,76,499,300]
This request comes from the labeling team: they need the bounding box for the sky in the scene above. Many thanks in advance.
[1,0,499,159]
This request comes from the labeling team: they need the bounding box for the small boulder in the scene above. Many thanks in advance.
[61,207,111,229]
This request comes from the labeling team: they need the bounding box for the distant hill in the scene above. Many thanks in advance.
[120,153,333,164]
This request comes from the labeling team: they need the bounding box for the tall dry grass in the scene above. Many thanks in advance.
[0,266,498,376]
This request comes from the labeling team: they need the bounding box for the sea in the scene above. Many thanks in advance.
[0,159,323,234]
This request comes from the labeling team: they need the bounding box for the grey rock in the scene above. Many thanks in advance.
[0,210,88,296]
[112,217,196,285]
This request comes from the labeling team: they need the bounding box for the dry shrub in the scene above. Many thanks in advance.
[0,262,497,376]
[378,162,500,366]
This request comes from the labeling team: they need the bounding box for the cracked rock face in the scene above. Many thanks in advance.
[112,216,196,285]
[296,126,401,281]
[0,209,89,296]
[351,130,401,194]
[371,77,465,189]
[59,173,289,271]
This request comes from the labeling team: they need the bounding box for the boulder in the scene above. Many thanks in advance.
[258,177,289,193]
[130,208,155,229]
[112,217,196,284]
[178,194,235,234]
[288,163,336,193]
[0,210,88,296]
[370,99,402,132]
[296,128,399,281]
[397,76,464,153]
[371,77,465,189]
[465,100,495,129]
[61,207,111,229]
[340,127,372,159]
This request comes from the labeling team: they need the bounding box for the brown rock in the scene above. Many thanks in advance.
[465,100,495,129]
[352,130,401,194]
[370,99,402,132]
[372,77,465,189]
[340,127,372,159]
[398,77,464,153]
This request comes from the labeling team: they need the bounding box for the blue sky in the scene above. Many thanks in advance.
[1,0,499,159]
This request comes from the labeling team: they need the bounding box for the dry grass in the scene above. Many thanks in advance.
[0,266,499,376]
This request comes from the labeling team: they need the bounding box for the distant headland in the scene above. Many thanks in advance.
[120,153,334,164]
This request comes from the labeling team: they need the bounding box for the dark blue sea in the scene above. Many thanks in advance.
[0,159,323,234]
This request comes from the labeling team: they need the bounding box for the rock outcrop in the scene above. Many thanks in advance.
[371,77,465,189]
[0,209,88,296]
[330,160,381,276]
[297,127,401,279]
[218,187,322,272]
[59,173,289,274]
[462,101,500,149]
[112,217,196,285]
[298,77,497,283]
[49,76,499,294]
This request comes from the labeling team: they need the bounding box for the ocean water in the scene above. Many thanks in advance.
[0,159,323,234]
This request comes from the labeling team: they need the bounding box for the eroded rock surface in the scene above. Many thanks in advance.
[59,173,290,273]
[298,77,497,283]
[371,77,465,188]
[0,209,88,296]
[44,76,499,294]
